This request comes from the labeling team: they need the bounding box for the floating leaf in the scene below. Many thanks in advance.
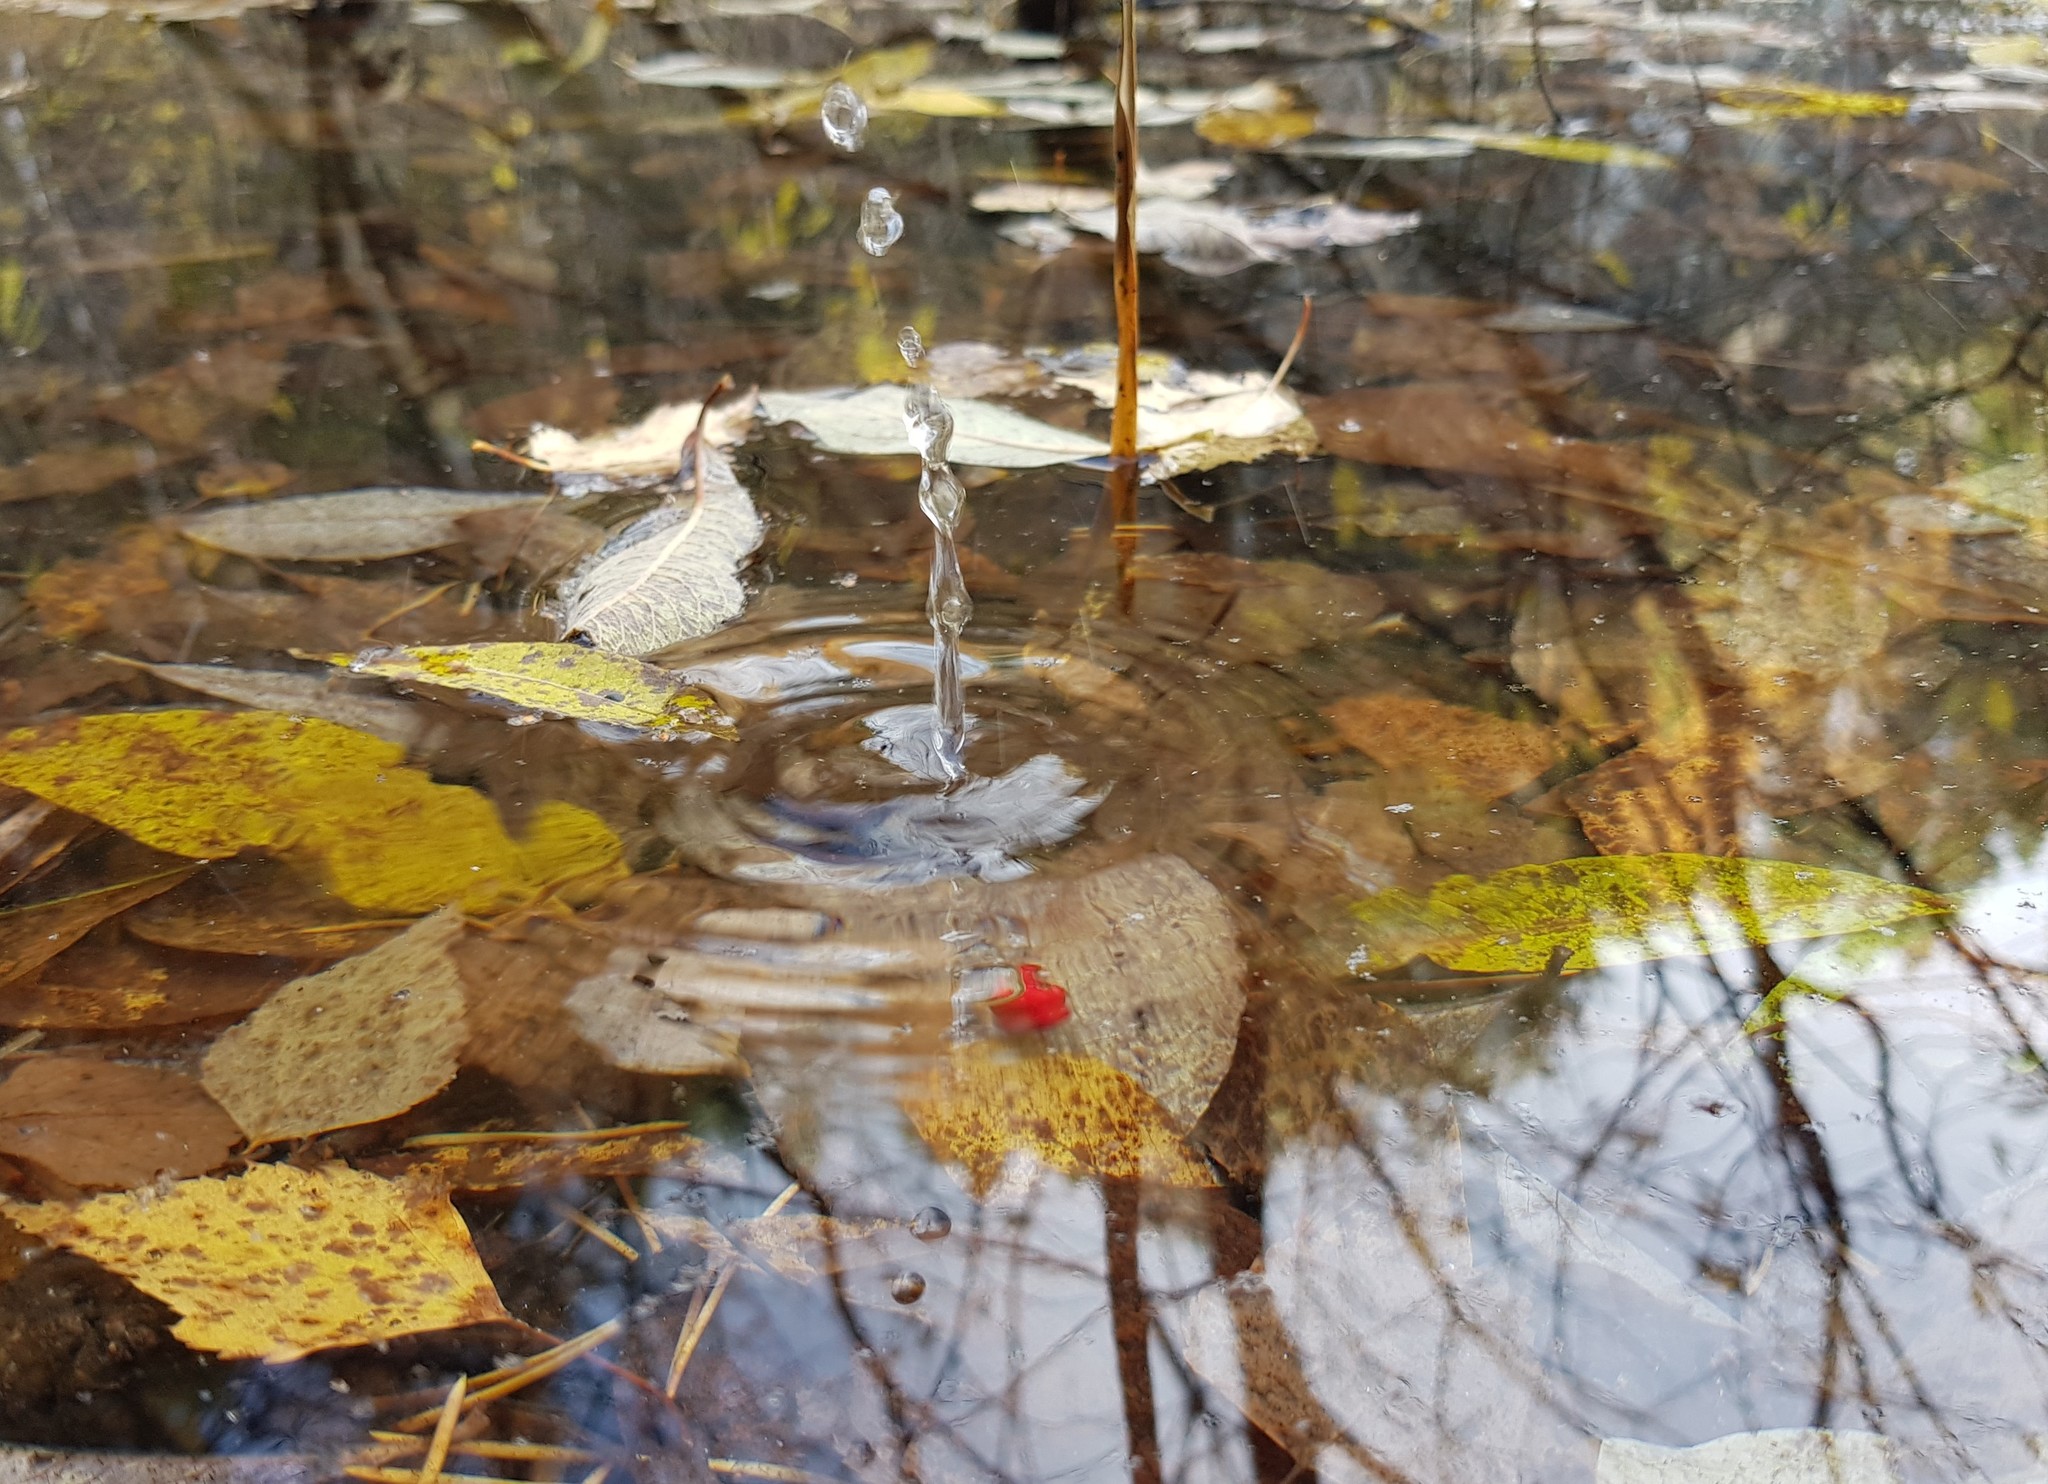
[0,444,156,506]
[1062,199,1421,276]
[111,659,428,749]
[1194,103,1319,149]
[2,1163,509,1361]
[551,443,765,655]
[1345,854,1952,975]
[904,1049,1218,1195]
[0,1057,240,1190]
[0,870,194,989]
[564,954,749,1077]
[201,911,469,1145]
[1711,83,1910,119]
[524,396,755,490]
[1324,693,1562,800]
[345,642,734,737]
[1595,1430,1899,1484]
[1430,126,1674,168]
[175,489,549,562]
[0,712,620,915]
[758,385,1109,467]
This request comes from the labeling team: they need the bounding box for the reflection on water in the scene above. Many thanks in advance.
[8,0,2048,1478]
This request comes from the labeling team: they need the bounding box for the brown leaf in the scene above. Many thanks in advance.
[0,444,158,506]
[96,344,286,453]
[0,871,195,990]
[26,528,180,643]
[124,863,404,960]
[363,1125,742,1192]
[201,911,470,1144]
[0,1057,240,1190]
[1547,746,1750,857]
[0,787,89,899]
[1323,692,1563,800]
[1305,383,1642,493]
[3,929,295,1029]
[194,460,293,502]
[467,371,621,443]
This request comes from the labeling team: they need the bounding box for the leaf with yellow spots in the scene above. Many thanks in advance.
[0,711,620,915]
[1343,854,1951,976]
[344,642,734,737]
[1,1162,508,1361]
[905,1050,1218,1196]
[1323,692,1562,801]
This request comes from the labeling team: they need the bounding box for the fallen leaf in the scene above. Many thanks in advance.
[1548,744,1749,856]
[1306,382,1643,494]
[0,1058,239,1190]
[364,1124,742,1191]
[0,787,89,899]
[2,929,294,1029]
[98,344,285,453]
[201,911,469,1144]
[0,871,194,990]
[1062,198,1421,276]
[0,1445,314,1483]
[757,385,1109,467]
[1430,126,1674,168]
[0,711,620,914]
[1344,853,1952,975]
[1711,82,1911,119]
[124,863,404,959]
[1194,102,1319,149]
[967,160,1235,215]
[113,659,428,749]
[524,395,756,493]
[175,489,550,562]
[194,459,293,502]
[904,1048,1218,1195]
[2,1162,509,1361]
[1483,303,1640,334]
[551,443,765,654]
[0,444,157,506]
[564,951,749,1077]
[1323,693,1563,800]
[346,642,734,737]
[469,371,621,444]
[1595,1430,1899,1484]
[28,527,178,642]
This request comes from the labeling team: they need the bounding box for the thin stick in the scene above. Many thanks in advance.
[362,582,457,641]
[548,1200,640,1262]
[418,1377,466,1484]
[710,1461,843,1484]
[664,1262,736,1397]
[392,1316,627,1432]
[1262,296,1314,398]
[367,1436,596,1463]
[575,1103,661,1253]
[1104,0,1141,603]
[469,439,552,472]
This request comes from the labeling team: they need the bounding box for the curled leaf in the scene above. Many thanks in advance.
[346,641,735,737]
[551,443,764,655]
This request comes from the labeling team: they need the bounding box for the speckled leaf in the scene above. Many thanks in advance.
[1345,853,1952,975]
[345,642,734,737]
[175,489,547,561]
[905,1048,1218,1195]
[201,911,468,1144]
[0,712,620,915]
[1,1163,508,1361]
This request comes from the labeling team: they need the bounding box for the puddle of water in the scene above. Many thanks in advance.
[7,1,2048,1480]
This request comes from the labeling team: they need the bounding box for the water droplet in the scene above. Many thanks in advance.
[904,384,954,466]
[910,1206,951,1241]
[1338,418,1361,433]
[898,325,925,368]
[858,187,903,256]
[820,81,868,151]
[890,1270,927,1304]
[919,464,965,526]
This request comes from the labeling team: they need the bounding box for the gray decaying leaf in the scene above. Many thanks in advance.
[109,659,427,748]
[1594,1430,1900,1484]
[550,443,763,654]
[174,489,549,562]
[564,949,749,1076]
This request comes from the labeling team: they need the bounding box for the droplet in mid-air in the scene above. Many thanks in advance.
[898,325,925,369]
[820,81,868,152]
[858,187,904,256]
[904,384,954,466]
[919,465,965,528]
[890,1270,927,1304]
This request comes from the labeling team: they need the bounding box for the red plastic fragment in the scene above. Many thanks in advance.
[989,963,1071,1032]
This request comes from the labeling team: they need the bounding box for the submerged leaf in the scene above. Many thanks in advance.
[525,396,755,491]
[1345,854,1951,975]
[0,712,620,914]
[1595,1430,1899,1484]
[0,871,194,989]
[758,385,1109,467]
[175,489,550,562]
[2,1163,508,1361]
[347,642,735,737]
[0,1058,240,1190]
[1324,692,1562,800]
[112,659,428,748]
[1062,198,1421,276]
[201,911,469,1144]
[904,1049,1218,1195]
[551,443,764,654]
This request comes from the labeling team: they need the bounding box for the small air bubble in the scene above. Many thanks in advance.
[890,1270,927,1304]
[910,1206,952,1241]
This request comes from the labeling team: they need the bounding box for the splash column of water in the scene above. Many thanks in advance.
[902,332,971,782]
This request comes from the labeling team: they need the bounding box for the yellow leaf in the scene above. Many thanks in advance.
[1711,82,1910,120]
[1195,106,1319,150]
[1323,692,1562,800]
[345,642,735,737]
[1345,854,1952,975]
[838,40,935,97]
[201,911,470,1144]
[882,86,1006,119]
[2,1163,509,1361]
[904,1049,1218,1196]
[0,711,620,915]
[1454,131,1673,169]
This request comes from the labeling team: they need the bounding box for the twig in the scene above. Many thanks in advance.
[664,1262,736,1397]
[548,1199,640,1261]
[418,1376,466,1484]
[1103,0,1141,604]
[392,1316,627,1432]
[469,439,552,473]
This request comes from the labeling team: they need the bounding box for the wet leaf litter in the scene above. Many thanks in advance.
[4,0,2048,1478]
